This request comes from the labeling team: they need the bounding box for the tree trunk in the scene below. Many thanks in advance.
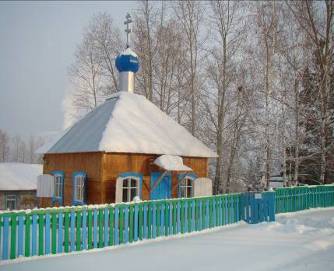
[293,79,300,185]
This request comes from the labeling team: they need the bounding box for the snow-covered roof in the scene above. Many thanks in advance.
[0,163,42,191]
[153,155,192,171]
[42,92,217,158]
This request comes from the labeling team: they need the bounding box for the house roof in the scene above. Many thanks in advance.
[270,176,284,182]
[40,92,217,158]
[0,163,42,191]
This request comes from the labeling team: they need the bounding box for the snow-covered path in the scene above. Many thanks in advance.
[2,208,334,271]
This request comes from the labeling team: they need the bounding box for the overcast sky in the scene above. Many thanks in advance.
[0,1,135,137]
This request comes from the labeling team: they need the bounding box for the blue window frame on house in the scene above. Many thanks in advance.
[51,170,65,206]
[178,173,197,198]
[72,171,87,205]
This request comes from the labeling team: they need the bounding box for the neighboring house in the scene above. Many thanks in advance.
[258,175,284,190]
[0,163,42,210]
[269,176,284,189]
[229,179,247,193]
[262,174,322,190]
[37,47,217,207]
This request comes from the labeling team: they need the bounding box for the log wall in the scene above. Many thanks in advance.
[41,152,208,207]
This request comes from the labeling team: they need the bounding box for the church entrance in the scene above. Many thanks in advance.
[150,172,172,200]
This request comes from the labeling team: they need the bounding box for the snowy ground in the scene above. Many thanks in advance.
[2,208,334,271]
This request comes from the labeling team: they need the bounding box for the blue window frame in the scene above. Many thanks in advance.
[178,173,197,198]
[51,170,65,206]
[72,171,87,205]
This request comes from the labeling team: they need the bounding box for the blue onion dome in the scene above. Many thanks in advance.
[115,48,139,73]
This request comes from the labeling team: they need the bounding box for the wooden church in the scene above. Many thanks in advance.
[38,30,216,208]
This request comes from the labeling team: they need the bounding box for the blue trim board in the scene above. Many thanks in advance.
[177,173,197,182]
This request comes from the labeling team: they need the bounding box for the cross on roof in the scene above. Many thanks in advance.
[124,13,133,48]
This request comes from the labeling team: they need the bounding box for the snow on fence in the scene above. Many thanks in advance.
[275,184,334,213]
[0,194,242,261]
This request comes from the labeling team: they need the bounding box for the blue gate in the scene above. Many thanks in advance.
[241,192,275,224]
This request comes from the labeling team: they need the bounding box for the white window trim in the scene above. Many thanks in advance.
[6,194,17,210]
[116,176,140,203]
[54,175,63,198]
[179,176,195,198]
[74,175,85,202]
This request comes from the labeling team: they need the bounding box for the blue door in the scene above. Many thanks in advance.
[150,172,172,200]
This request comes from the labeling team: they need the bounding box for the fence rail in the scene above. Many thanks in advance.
[0,194,242,261]
[275,184,334,213]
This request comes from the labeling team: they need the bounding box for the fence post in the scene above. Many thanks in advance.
[17,214,24,257]
[82,209,87,250]
[70,210,76,252]
[76,209,82,251]
[45,213,51,255]
[3,215,9,260]
[147,203,152,239]
[104,208,109,247]
[134,204,138,241]
[109,206,114,246]
[24,213,31,257]
[114,207,119,245]
[124,206,129,243]
[98,208,104,248]
[143,203,148,239]
[138,203,143,240]
[31,213,38,256]
[119,206,124,244]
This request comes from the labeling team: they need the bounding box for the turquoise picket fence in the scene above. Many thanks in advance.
[275,184,334,213]
[2,184,333,261]
[0,194,242,261]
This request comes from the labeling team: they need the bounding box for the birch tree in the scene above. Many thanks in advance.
[205,0,246,193]
[174,0,203,136]
[67,13,122,123]
[286,0,333,183]
[0,129,9,162]
[255,1,279,188]
[133,0,156,101]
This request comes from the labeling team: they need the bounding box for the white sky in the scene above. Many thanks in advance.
[0,1,136,137]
